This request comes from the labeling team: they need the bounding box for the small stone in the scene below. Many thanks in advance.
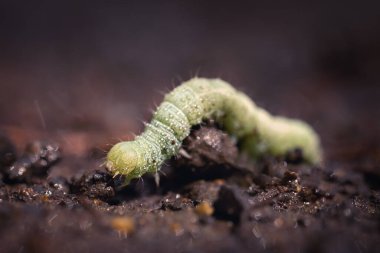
[213,185,247,225]
[110,216,135,236]
[195,202,214,216]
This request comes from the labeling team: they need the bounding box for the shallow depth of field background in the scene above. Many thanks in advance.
[0,1,379,165]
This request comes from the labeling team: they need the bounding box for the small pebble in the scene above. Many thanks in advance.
[110,216,135,236]
[195,202,214,216]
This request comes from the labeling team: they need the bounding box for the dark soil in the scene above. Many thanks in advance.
[0,122,379,253]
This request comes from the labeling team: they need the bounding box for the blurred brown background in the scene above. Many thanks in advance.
[0,0,379,165]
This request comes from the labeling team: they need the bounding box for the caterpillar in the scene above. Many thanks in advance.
[106,78,321,184]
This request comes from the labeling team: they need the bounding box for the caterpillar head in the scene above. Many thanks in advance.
[106,142,140,178]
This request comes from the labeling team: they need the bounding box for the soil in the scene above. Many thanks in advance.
[0,118,379,253]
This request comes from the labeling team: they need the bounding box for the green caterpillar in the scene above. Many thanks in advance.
[106,78,321,183]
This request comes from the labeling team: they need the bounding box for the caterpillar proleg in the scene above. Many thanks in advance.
[106,78,321,183]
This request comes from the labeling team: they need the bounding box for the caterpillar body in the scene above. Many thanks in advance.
[107,78,321,184]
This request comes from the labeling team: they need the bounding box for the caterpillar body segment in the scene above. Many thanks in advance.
[106,78,321,183]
